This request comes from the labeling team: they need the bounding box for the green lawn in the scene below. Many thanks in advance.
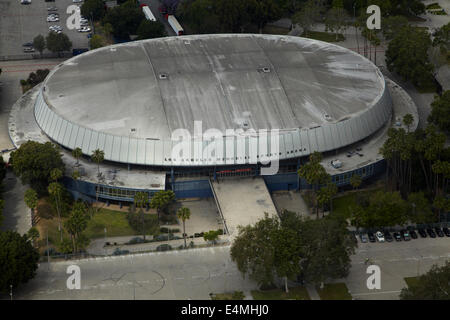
[85,208,159,239]
[331,187,384,220]
[251,286,310,300]
[404,276,420,288]
[316,283,352,300]
[302,31,345,42]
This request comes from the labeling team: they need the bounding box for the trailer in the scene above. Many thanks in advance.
[142,5,156,22]
[167,15,183,36]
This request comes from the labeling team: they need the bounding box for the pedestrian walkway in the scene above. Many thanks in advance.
[305,284,321,300]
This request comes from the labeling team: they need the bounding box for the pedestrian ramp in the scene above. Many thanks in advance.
[210,177,278,240]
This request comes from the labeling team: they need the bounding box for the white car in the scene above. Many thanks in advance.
[47,17,59,22]
[77,26,91,32]
[375,231,385,242]
[80,18,88,24]
[72,0,82,3]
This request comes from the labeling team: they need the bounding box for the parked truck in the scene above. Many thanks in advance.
[166,15,183,36]
[142,5,156,22]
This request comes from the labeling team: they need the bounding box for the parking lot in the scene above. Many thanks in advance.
[0,0,89,57]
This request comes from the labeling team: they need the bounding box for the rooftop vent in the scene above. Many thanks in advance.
[261,67,270,73]
[184,40,190,45]
[159,73,168,80]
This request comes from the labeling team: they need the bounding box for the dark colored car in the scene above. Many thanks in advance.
[367,232,376,242]
[401,229,411,241]
[359,234,368,243]
[384,230,393,242]
[435,227,444,237]
[409,230,418,239]
[393,232,402,241]
[418,228,427,238]
[426,228,436,238]
[443,227,450,237]
[22,42,33,47]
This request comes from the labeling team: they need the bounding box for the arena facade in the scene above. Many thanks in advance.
[8,34,418,203]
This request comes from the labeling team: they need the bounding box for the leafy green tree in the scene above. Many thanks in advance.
[408,192,433,224]
[102,0,145,39]
[325,0,349,41]
[91,149,104,177]
[0,200,4,227]
[137,20,167,40]
[428,91,450,134]
[249,0,282,34]
[433,195,450,223]
[24,188,38,216]
[64,201,89,252]
[382,15,408,40]
[0,155,6,182]
[203,229,220,244]
[90,34,105,50]
[81,0,106,21]
[0,230,40,293]
[27,227,40,243]
[46,32,72,56]
[50,168,62,182]
[215,0,253,33]
[177,207,191,248]
[317,182,338,215]
[9,141,65,195]
[403,113,414,132]
[33,34,46,56]
[400,261,450,300]
[386,25,434,88]
[149,190,175,222]
[177,0,221,34]
[72,147,82,166]
[292,0,320,37]
[230,213,278,288]
[134,192,149,240]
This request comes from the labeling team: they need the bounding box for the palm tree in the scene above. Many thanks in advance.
[72,147,82,166]
[48,182,63,242]
[350,174,362,190]
[177,207,191,248]
[91,149,105,177]
[50,168,63,182]
[134,192,149,240]
[403,114,414,133]
[150,190,175,222]
[24,188,38,217]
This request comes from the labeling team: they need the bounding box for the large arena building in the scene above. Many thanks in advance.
[8,34,418,205]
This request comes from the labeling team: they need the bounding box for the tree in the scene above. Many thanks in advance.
[103,0,145,39]
[0,155,6,182]
[46,32,72,56]
[91,149,104,177]
[24,189,38,216]
[386,25,434,88]
[203,230,220,244]
[177,207,191,248]
[292,0,320,37]
[64,201,89,252]
[248,0,282,34]
[382,15,408,40]
[403,113,414,133]
[9,141,65,195]
[433,195,450,223]
[89,34,105,50]
[317,182,338,216]
[48,182,64,242]
[81,0,106,21]
[137,20,167,40]
[408,192,433,224]
[298,152,330,217]
[230,213,278,288]
[134,192,149,240]
[149,190,175,222]
[72,147,82,166]
[428,91,450,134]
[177,0,221,34]
[27,227,40,243]
[325,0,349,41]
[0,230,40,293]
[350,174,362,190]
[33,34,46,56]
[400,261,450,300]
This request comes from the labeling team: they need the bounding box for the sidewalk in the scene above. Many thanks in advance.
[305,284,321,300]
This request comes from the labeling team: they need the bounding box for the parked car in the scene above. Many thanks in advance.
[401,229,411,241]
[22,42,33,47]
[156,244,172,252]
[435,227,444,237]
[77,26,91,32]
[418,228,427,238]
[443,227,450,237]
[384,230,393,242]
[375,231,385,242]
[393,232,402,241]
[73,0,82,2]
[409,230,418,239]
[367,232,376,242]
[359,234,368,243]
[47,6,58,11]
[23,47,35,52]
[426,228,436,238]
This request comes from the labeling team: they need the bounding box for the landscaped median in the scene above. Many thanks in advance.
[316,283,352,300]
